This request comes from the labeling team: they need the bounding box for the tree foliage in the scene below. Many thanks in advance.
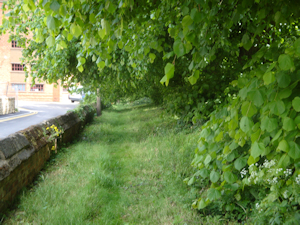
[2,0,300,222]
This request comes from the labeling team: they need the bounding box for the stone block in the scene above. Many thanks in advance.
[0,133,30,160]
[0,160,10,181]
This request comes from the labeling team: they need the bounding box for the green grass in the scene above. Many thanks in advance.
[2,102,233,225]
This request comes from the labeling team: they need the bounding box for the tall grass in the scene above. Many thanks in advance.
[2,102,234,224]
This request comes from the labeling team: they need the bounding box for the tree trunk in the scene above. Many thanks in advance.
[96,88,101,116]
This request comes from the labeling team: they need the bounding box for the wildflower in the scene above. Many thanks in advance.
[283,190,289,199]
[240,168,248,178]
[284,169,292,177]
[263,159,276,169]
[276,168,283,174]
[255,203,260,209]
[295,175,300,185]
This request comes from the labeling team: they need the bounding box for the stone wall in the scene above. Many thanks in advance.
[0,104,95,213]
[0,97,15,115]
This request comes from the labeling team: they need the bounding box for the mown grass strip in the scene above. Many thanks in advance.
[2,102,233,224]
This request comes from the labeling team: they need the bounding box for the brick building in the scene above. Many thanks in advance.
[0,1,69,102]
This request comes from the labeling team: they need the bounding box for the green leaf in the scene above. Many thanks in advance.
[124,45,132,52]
[98,29,106,39]
[241,101,257,117]
[160,75,168,86]
[188,176,195,186]
[292,97,300,112]
[251,141,265,159]
[210,171,220,183]
[188,70,200,85]
[251,129,261,143]
[278,154,290,168]
[269,100,285,116]
[240,116,254,133]
[198,198,207,209]
[241,34,252,51]
[263,72,275,85]
[78,65,83,72]
[276,71,291,88]
[149,53,156,60]
[59,40,67,48]
[207,188,221,201]
[271,129,282,143]
[106,2,117,14]
[247,155,259,166]
[204,154,212,166]
[191,10,202,23]
[46,36,55,47]
[224,171,237,184]
[182,15,193,29]
[199,168,210,178]
[173,39,185,57]
[288,142,300,159]
[277,140,289,152]
[164,63,175,80]
[278,88,292,99]
[67,33,73,41]
[89,13,96,23]
[265,62,277,73]
[59,5,67,16]
[234,157,247,171]
[282,117,296,131]
[118,41,123,49]
[248,90,264,107]
[46,16,56,30]
[97,61,105,69]
[50,0,60,11]
[295,116,300,128]
[23,4,30,12]
[215,131,223,142]
[70,24,82,38]
[79,57,86,65]
[278,54,294,71]
[261,116,278,132]
[101,19,111,35]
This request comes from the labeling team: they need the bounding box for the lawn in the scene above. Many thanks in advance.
[2,101,232,225]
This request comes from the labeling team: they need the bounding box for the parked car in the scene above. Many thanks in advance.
[68,86,84,103]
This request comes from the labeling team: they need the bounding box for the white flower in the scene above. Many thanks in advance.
[276,168,283,174]
[284,169,292,177]
[262,159,276,169]
[256,203,260,209]
[283,190,289,199]
[240,168,248,178]
[295,175,300,185]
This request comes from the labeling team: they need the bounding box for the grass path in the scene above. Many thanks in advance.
[3,102,222,224]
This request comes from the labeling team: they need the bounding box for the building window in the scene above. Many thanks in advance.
[11,83,26,91]
[30,84,44,92]
[12,63,25,71]
[11,40,20,48]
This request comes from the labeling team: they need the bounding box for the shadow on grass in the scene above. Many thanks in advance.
[106,103,156,114]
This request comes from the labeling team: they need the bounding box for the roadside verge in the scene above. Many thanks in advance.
[0,104,96,213]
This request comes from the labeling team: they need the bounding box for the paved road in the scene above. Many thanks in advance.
[0,101,79,139]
